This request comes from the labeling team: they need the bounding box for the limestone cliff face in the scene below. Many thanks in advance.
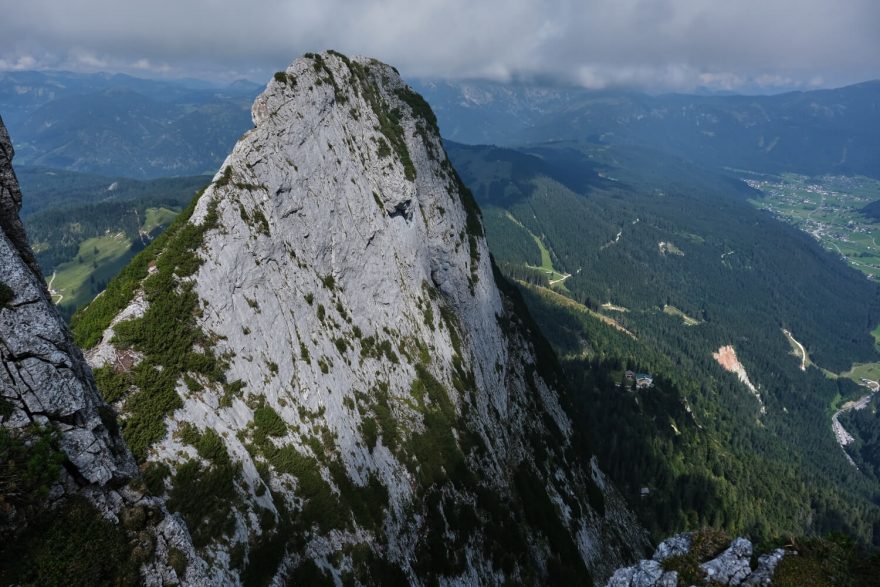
[0,114,136,497]
[79,52,647,585]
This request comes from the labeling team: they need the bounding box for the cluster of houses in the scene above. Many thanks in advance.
[625,370,654,389]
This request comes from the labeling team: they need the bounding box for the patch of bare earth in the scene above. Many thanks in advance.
[713,345,765,414]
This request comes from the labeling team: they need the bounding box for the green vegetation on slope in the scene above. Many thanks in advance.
[0,496,138,586]
[0,427,139,585]
[169,426,243,548]
[72,189,226,460]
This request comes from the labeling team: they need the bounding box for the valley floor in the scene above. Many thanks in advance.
[747,173,880,280]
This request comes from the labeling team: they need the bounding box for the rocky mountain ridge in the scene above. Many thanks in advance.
[67,51,647,584]
[1,114,135,508]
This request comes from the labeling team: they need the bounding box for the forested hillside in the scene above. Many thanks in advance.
[16,167,207,316]
[447,140,880,545]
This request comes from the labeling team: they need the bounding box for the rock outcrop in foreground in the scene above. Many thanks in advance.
[1,116,164,584]
[607,531,789,587]
[1,115,136,489]
[71,52,648,584]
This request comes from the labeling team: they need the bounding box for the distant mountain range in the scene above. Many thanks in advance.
[414,79,880,178]
[2,71,878,180]
[0,70,262,178]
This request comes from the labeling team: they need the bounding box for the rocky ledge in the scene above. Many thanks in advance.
[607,531,789,587]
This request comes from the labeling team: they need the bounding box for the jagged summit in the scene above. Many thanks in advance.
[67,51,647,584]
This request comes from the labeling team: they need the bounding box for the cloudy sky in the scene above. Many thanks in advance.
[1,0,878,91]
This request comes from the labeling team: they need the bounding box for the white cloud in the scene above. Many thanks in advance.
[70,49,108,69]
[131,58,173,74]
[0,0,876,89]
[0,55,38,71]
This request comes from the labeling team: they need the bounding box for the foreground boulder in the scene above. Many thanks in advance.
[608,531,789,587]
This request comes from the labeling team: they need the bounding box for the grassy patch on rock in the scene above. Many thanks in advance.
[88,197,223,461]
[168,426,242,548]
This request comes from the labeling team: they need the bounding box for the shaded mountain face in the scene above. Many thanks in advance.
[0,70,260,179]
[71,52,647,584]
[416,80,880,178]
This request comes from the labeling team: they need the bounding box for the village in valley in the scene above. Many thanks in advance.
[746,173,880,280]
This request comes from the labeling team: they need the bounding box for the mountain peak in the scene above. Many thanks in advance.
[66,52,648,584]
[252,51,441,182]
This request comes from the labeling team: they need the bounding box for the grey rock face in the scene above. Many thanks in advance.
[0,114,136,489]
[652,533,691,562]
[742,548,787,587]
[701,537,753,585]
[86,52,648,584]
[0,117,38,275]
[607,560,678,587]
[608,533,790,587]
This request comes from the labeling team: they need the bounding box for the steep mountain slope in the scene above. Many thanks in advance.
[446,140,880,545]
[417,80,880,178]
[72,52,647,585]
[1,114,135,494]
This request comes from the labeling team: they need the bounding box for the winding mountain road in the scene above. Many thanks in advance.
[782,329,807,371]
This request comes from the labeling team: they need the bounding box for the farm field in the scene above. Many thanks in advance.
[46,205,181,313]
